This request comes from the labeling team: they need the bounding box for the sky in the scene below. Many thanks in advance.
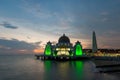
[0,0,120,54]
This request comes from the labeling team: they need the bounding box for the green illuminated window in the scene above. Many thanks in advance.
[45,44,51,55]
[75,44,83,56]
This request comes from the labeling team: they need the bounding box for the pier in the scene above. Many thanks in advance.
[35,54,91,61]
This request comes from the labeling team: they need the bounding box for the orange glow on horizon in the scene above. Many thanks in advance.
[34,48,44,53]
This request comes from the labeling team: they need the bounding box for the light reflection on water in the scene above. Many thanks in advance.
[0,55,119,80]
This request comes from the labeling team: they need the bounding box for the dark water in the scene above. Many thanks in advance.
[0,54,119,80]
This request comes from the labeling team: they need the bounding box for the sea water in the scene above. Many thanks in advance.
[0,54,119,80]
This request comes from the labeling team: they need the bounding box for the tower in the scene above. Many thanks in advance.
[74,41,83,56]
[92,31,98,53]
[44,41,52,56]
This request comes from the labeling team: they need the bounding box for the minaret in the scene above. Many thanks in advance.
[92,31,98,53]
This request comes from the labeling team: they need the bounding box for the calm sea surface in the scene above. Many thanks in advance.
[0,54,119,80]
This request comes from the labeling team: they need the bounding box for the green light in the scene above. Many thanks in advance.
[75,61,83,70]
[75,61,83,79]
[44,61,51,71]
[45,44,51,55]
[53,53,56,56]
[71,53,73,56]
[75,44,83,56]
[44,61,52,80]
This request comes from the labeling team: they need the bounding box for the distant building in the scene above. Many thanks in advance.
[44,34,83,56]
[92,31,98,53]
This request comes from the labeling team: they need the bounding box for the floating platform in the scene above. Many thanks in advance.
[35,54,91,61]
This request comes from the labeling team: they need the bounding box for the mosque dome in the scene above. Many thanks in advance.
[58,34,70,43]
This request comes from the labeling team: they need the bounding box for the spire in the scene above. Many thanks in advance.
[92,31,98,53]
[63,33,65,36]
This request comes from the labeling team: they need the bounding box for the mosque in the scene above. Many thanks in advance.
[35,32,97,60]
[44,34,83,57]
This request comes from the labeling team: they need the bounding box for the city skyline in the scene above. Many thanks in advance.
[0,0,120,54]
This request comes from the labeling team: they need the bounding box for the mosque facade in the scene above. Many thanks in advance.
[44,34,83,56]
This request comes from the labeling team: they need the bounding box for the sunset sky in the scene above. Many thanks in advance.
[0,0,120,54]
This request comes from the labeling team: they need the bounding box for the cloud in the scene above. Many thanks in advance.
[0,38,42,54]
[32,41,42,48]
[22,0,52,18]
[0,21,18,29]
[100,11,109,16]
[97,32,120,49]
[27,36,31,39]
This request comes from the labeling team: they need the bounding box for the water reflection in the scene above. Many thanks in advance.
[0,55,119,80]
[73,61,84,80]
[43,60,119,80]
[43,61,84,80]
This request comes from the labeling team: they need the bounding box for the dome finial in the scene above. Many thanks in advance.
[63,33,65,36]
[58,34,70,43]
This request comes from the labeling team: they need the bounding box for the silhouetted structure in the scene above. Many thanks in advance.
[92,31,98,53]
